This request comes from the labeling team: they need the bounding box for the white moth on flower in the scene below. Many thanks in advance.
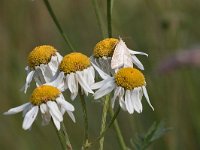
[22,45,63,93]
[91,67,154,114]
[91,38,148,76]
[52,52,95,100]
[4,84,75,130]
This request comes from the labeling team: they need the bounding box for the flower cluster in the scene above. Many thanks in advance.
[4,37,153,130]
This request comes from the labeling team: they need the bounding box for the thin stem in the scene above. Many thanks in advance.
[43,0,75,51]
[99,95,110,150]
[91,0,107,38]
[79,91,89,149]
[109,106,127,150]
[96,105,121,142]
[52,119,72,150]
[107,0,113,37]
[60,122,73,150]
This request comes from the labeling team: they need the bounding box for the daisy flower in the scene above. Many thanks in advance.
[91,38,148,75]
[53,52,95,100]
[22,45,63,93]
[91,67,154,114]
[4,85,75,130]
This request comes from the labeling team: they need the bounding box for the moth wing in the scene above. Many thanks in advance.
[111,39,132,69]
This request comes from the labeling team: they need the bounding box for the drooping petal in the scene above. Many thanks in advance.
[40,103,48,114]
[56,52,63,63]
[131,88,142,113]
[52,115,61,130]
[125,90,134,114]
[41,113,51,126]
[4,103,31,115]
[111,87,122,108]
[56,96,74,112]
[128,49,148,57]
[142,86,154,110]
[76,71,94,94]
[47,101,63,122]
[22,106,39,130]
[94,80,115,99]
[131,55,145,70]
[22,70,35,93]
[39,64,53,82]
[91,62,110,80]
[48,72,65,91]
[66,111,76,123]
[91,77,113,90]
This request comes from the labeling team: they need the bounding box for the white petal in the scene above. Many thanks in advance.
[91,62,110,80]
[41,113,51,126]
[125,90,134,114]
[34,76,42,86]
[111,87,121,108]
[4,103,31,115]
[67,73,78,93]
[56,96,74,112]
[35,67,46,84]
[76,71,94,94]
[128,49,148,57]
[48,72,65,90]
[66,111,76,123]
[22,106,39,130]
[94,80,115,99]
[119,99,127,111]
[40,103,48,114]
[142,86,154,110]
[47,101,63,122]
[131,55,144,70]
[91,77,113,90]
[131,88,142,113]
[52,115,61,130]
[22,103,33,117]
[48,55,59,73]
[22,70,35,93]
[39,64,53,82]
[56,52,63,63]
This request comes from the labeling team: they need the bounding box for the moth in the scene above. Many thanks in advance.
[111,38,133,70]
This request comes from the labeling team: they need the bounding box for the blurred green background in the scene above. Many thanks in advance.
[1,0,200,149]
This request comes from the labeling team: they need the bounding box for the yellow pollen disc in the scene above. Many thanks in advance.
[114,67,145,90]
[28,45,57,68]
[59,52,91,74]
[93,38,119,58]
[30,85,61,105]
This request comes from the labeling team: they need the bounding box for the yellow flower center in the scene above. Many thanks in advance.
[114,67,145,90]
[28,45,57,68]
[30,85,61,105]
[59,52,91,74]
[93,38,119,58]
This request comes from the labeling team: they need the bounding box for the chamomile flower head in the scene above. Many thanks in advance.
[22,45,63,93]
[91,67,154,114]
[91,38,148,76]
[52,52,95,100]
[4,84,75,130]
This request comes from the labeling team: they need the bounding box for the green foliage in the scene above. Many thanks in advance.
[131,122,170,150]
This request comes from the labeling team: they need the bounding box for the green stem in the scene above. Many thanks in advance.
[96,105,121,142]
[52,120,72,150]
[79,91,89,149]
[99,95,110,150]
[91,0,107,38]
[43,0,75,51]
[109,106,127,150]
[107,0,113,38]
[61,122,73,150]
